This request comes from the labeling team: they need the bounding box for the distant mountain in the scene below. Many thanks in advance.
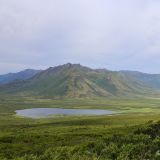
[120,71,160,89]
[0,69,41,85]
[0,63,158,98]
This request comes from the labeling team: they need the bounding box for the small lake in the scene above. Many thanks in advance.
[16,108,115,118]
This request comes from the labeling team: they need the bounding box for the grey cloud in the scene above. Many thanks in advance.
[0,0,160,73]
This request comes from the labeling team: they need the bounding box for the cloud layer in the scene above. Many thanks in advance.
[0,0,160,73]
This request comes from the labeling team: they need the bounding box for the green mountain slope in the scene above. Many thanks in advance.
[121,71,160,89]
[0,69,41,85]
[0,63,158,98]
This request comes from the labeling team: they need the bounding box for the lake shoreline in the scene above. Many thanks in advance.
[16,108,116,118]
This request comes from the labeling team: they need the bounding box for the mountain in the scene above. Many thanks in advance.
[120,71,160,89]
[0,69,41,85]
[0,63,158,98]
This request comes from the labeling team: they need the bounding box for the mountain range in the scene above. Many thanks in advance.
[0,63,159,98]
[0,69,41,85]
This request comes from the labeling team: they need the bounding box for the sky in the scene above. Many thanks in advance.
[1,0,160,74]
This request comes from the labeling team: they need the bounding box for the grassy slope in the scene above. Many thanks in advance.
[121,70,160,89]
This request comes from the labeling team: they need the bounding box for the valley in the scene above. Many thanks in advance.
[0,96,160,159]
[0,64,160,159]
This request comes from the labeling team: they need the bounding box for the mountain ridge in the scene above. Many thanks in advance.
[120,70,160,89]
[0,69,41,85]
[0,63,159,98]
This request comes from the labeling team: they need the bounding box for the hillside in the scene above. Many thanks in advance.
[0,69,41,85]
[121,71,160,89]
[0,63,158,98]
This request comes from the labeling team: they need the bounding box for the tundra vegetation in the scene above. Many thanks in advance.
[0,97,160,160]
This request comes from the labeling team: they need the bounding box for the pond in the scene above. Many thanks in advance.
[16,108,115,118]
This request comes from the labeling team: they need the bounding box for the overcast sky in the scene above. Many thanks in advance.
[1,0,160,74]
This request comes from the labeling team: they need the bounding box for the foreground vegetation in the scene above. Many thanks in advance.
[0,97,160,159]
